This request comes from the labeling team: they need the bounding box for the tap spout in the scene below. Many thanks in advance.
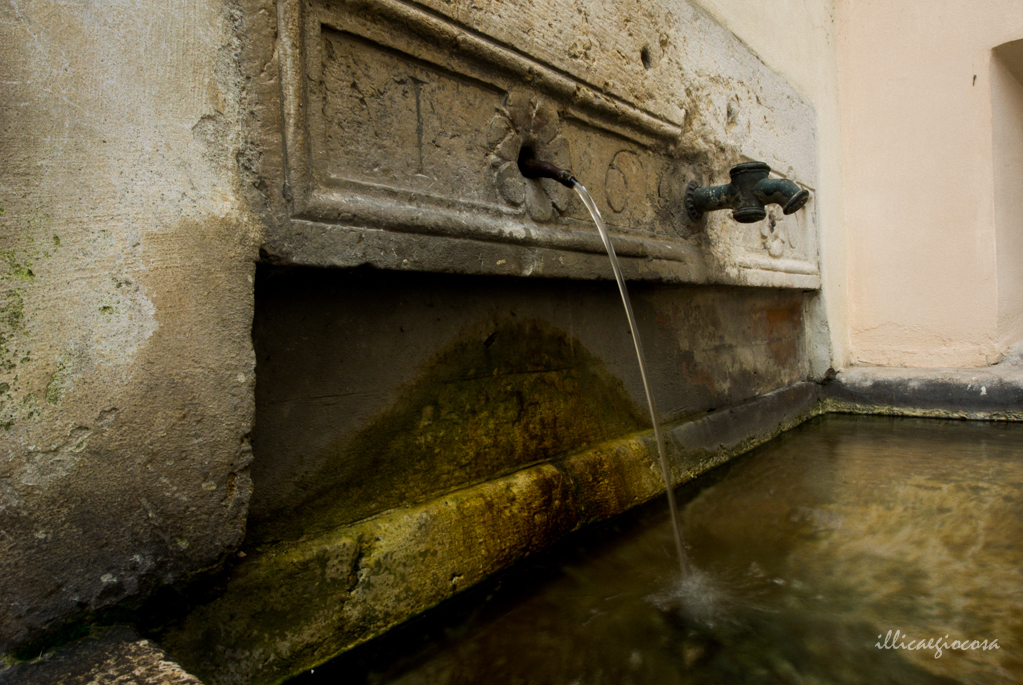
[753,178,810,215]
[684,161,810,224]
[517,148,577,188]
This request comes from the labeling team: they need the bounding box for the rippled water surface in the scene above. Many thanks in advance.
[294,415,1023,685]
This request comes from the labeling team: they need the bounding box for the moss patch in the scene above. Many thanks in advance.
[0,287,25,372]
[44,354,72,406]
[153,386,824,685]
[0,211,59,429]
[158,464,584,685]
[259,320,645,542]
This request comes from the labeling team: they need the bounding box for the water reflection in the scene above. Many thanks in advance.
[293,415,1023,684]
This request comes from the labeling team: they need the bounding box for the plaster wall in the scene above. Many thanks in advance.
[838,0,1023,367]
[0,0,260,652]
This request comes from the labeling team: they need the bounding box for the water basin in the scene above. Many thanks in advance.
[291,414,1023,684]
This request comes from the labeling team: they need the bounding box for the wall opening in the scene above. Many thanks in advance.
[991,39,1023,350]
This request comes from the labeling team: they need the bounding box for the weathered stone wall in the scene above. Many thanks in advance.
[253,0,821,293]
[1,0,823,667]
[693,0,846,368]
[240,0,823,542]
[0,0,261,652]
[250,267,810,540]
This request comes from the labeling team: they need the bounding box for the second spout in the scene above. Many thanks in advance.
[684,162,809,224]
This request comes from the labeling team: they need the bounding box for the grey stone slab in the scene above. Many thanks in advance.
[826,359,1023,420]
[256,0,821,288]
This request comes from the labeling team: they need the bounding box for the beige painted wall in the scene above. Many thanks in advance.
[703,0,1023,368]
[690,0,850,367]
[838,1,1023,367]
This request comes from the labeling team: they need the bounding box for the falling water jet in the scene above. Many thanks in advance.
[573,182,689,578]
[519,150,688,577]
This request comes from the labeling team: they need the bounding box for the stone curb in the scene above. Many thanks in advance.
[825,364,1023,421]
[158,382,822,685]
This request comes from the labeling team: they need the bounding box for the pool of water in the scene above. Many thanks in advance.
[291,414,1023,685]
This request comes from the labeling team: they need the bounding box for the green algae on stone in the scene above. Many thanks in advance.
[261,319,646,542]
[44,354,72,406]
[1,250,36,282]
[155,385,824,685]
[157,422,773,685]
[0,287,26,372]
[158,464,582,685]
[0,216,61,426]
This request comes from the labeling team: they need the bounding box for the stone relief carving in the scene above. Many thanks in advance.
[264,0,821,290]
[487,93,573,222]
[604,150,644,215]
[762,208,788,258]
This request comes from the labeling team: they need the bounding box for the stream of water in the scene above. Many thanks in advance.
[572,182,689,577]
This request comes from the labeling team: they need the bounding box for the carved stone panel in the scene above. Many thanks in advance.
[267,0,820,289]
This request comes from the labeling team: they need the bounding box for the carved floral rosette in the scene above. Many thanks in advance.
[487,92,573,222]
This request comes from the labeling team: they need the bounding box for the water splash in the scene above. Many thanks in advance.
[646,566,735,628]
[573,183,688,577]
